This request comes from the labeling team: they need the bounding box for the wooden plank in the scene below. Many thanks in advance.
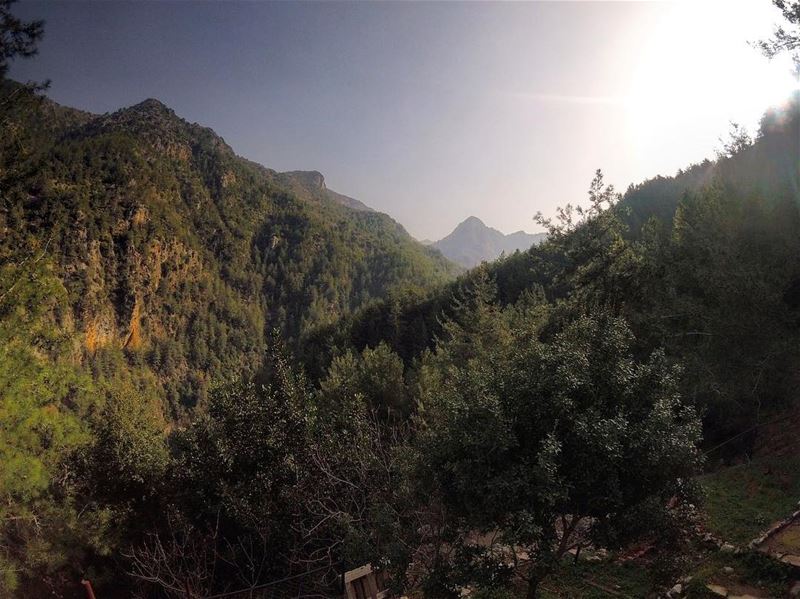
[364,571,380,598]
[344,563,394,599]
[344,564,374,583]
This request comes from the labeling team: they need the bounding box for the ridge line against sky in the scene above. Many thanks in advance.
[10,0,797,240]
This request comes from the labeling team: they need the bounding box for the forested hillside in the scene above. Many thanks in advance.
[306,99,800,448]
[0,81,457,418]
[0,82,459,596]
[3,82,798,598]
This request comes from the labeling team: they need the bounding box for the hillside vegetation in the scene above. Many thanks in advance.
[0,83,461,594]
[0,82,457,416]
[308,102,800,448]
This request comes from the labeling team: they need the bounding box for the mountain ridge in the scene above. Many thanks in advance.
[0,81,458,417]
[276,170,374,212]
[432,215,546,268]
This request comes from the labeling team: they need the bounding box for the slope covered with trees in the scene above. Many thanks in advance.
[0,78,459,593]
[0,81,457,417]
[307,99,800,448]
[3,85,798,599]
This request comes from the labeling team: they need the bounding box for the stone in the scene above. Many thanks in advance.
[722,566,734,574]
[721,543,736,552]
[668,583,683,596]
[783,555,800,567]
[706,584,728,597]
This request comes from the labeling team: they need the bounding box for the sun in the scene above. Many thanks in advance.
[624,0,798,175]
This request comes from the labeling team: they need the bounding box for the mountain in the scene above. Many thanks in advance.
[432,216,547,268]
[4,81,800,599]
[0,82,458,418]
[276,170,374,212]
[0,79,465,595]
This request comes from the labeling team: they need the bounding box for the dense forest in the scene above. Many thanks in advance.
[2,1,800,597]
[0,75,462,595]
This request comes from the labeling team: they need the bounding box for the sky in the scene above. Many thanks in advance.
[9,0,798,240]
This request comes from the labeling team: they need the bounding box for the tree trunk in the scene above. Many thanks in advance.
[526,577,539,599]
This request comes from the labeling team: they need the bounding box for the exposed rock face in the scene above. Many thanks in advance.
[277,170,374,212]
[282,170,327,190]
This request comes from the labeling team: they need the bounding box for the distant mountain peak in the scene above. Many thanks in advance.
[275,170,374,213]
[460,215,485,226]
[122,98,176,118]
[433,216,546,268]
[84,96,235,158]
[131,97,169,110]
[454,216,490,232]
[94,97,185,132]
[282,170,326,190]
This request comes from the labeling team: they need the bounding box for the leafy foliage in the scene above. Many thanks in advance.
[756,0,800,72]
[414,303,700,596]
[0,0,44,81]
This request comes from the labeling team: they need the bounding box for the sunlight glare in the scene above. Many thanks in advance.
[625,0,798,174]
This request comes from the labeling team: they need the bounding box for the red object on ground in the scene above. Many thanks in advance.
[81,579,97,599]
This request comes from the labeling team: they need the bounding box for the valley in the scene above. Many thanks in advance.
[2,1,800,597]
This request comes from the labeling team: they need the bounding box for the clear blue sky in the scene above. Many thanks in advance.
[9,1,795,240]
